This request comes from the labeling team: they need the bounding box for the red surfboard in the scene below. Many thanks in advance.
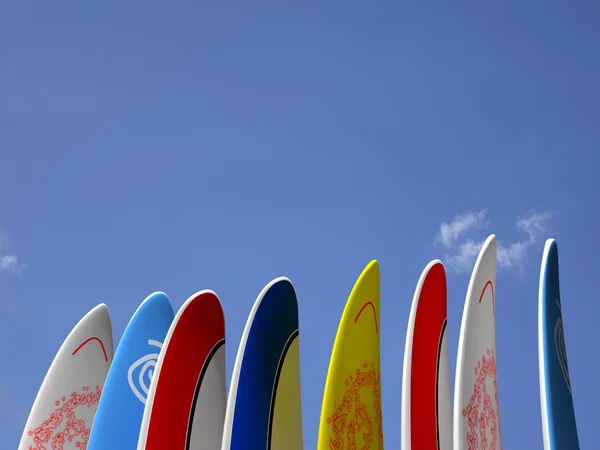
[401,260,452,450]
[137,290,226,450]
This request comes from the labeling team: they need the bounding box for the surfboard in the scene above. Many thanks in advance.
[401,260,452,450]
[88,292,175,450]
[18,303,114,450]
[453,234,502,450]
[137,290,226,450]
[317,260,383,449]
[538,238,580,449]
[221,277,303,450]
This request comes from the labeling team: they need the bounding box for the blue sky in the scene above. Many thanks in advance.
[1,2,599,448]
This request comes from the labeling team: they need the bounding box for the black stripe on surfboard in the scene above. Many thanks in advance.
[267,329,299,449]
[435,318,447,450]
[185,338,225,450]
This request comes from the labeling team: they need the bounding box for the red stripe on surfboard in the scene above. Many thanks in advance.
[144,292,225,450]
[410,262,447,449]
[478,280,495,315]
[354,301,378,333]
[72,337,108,362]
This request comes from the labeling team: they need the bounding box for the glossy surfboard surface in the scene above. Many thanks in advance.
[138,290,226,450]
[453,235,502,450]
[18,304,114,450]
[88,292,174,450]
[317,260,383,449]
[401,260,452,450]
[539,238,580,449]
[221,277,303,450]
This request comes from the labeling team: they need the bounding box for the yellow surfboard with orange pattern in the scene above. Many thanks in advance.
[317,260,384,449]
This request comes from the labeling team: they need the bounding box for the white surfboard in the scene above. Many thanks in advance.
[18,303,114,450]
[453,235,502,450]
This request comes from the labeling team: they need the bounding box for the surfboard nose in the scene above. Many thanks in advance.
[94,303,109,313]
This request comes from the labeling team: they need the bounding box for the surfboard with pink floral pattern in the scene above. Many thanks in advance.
[17,304,114,450]
[453,235,503,450]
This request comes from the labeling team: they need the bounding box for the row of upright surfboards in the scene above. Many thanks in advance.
[16,235,580,449]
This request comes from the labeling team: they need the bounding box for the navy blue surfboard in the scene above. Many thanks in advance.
[221,277,303,450]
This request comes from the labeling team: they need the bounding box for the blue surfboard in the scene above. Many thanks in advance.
[539,239,580,449]
[88,292,175,450]
[221,277,303,450]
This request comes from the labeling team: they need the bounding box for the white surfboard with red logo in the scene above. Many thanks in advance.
[401,260,452,450]
[137,290,226,450]
[17,304,114,450]
[453,234,502,450]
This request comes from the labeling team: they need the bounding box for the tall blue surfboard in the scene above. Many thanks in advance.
[221,277,303,450]
[539,239,580,449]
[88,292,175,450]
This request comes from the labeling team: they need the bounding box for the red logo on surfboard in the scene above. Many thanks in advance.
[326,362,383,450]
[461,349,500,450]
[26,335,108,450]
[26,385,102,450]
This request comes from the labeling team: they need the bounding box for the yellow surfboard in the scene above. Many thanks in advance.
[317,260,384,449]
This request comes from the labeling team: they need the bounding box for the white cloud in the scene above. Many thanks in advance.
[435,210,488,248]
[1,254,26,275]
[0,230,27,276]
[443,239,487,274]
[496,212,552,272]
[435,211,553,275]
